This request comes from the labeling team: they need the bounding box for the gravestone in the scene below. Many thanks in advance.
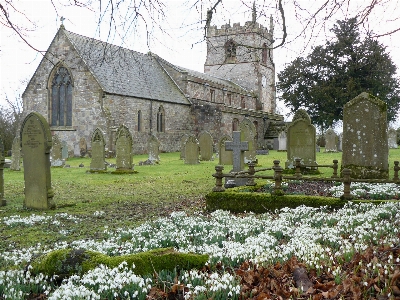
[225,131,249,186]
[218,135,233,165]
[198,131,213,161]
[325,128,338,152]
[337,133,343,152]
[273,138,279,151]
[184,135,199,164]
[10,136,21,171]
[278,131,287,151]
[74,144,80,157]
[388,128,398,149]
[342,92,388,179]
[180,135,189,160]
[0,138,5,206]
[20,112,55,209]
[148,134,160,163]
[79,137,87,157]
[90,128,107,172]
[61,141,69,160]
[239,118,257,163]
[115,125,134,171]
[285,110,317,168]
[51,135,64,167]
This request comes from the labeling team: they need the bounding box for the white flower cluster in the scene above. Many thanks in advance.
[328,182,400,199]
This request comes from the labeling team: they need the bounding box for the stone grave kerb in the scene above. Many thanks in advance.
[225,131,249,172]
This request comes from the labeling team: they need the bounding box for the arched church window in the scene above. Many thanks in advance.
[51,66,73,126]
[225,40,237,61]
[262,43,268,64]
[157,106,165,132]
[232,118,239,131]
[137,110,142,132]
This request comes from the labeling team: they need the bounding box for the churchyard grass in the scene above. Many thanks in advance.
[0,149,399,298]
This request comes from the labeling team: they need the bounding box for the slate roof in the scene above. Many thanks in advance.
[64,30,190,105]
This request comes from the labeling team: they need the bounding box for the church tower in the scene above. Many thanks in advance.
[204,5,275,113]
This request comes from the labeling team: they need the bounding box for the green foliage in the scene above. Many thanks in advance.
[30,248,208,278]
[277,18,400,129]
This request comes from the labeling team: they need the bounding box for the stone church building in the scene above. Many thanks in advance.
[22,13,284,155]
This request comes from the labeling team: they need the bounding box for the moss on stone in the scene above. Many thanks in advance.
[30,248,208,279]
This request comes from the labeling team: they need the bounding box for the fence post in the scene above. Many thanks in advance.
[331,159,338,178]
[273,160,283,195]
[212,165,225,192]
[342,168,353,200]
[295,158,302,179]
[246,162,256,186]
[393,161,399,183]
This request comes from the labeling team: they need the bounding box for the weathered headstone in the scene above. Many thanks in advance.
[79,137,87,157]
[10,136,21,171]
[198,131,213,161]
[20,112,55,209]
[225,131,249,186]
[0,138,5,206]
[388,128,398,149]
[324,128,338,152]
[74,144,80,157]
[273,138,279,151]
[337,133,343,152]
[218,135,233,165]
[239,118,257,163]
[90,128,107,172]
[51,134,63,167]
[180,135,189,160]
[342,92,388,179]
[148,134,160,163]
[61,141,69,160]
[184,136,200,164]
[285,110,317,168]
[278,131,287,151]
[115,125,134,171]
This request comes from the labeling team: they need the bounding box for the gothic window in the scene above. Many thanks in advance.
[157,106,165,132]
[51,66,73,126]
[227,94,232,105]
[225,39,237,61]
[232,118,239,131]
[210,89,215,102]
[137,110,142,132]
[262,43,268,64]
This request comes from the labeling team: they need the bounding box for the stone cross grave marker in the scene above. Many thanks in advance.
[0,137,5,206]
[148,134,160,163]
[218,135,233,165]
[184,135,200,164]
[225,131,248,172]
[115,125,133,171]
[198,131,213,161]
[61,141,69,160]
[20,112,55,209]
[10,136,21,171]
[51,134,63,167]
[90,128,107,171]
[324,128,338,152]
[342,92,388,179]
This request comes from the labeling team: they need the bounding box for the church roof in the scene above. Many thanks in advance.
[63,30,190,105]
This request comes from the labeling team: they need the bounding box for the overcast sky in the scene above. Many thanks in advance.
[1,0,399,126]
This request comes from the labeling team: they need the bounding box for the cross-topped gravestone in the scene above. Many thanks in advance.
[225,131,248,172]
[0,137,6,206]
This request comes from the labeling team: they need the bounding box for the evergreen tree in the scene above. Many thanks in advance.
[277,18,400,130]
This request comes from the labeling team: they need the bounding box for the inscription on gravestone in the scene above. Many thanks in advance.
[20,112,55,209]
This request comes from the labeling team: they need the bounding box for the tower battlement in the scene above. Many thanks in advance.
[207,21,271,38]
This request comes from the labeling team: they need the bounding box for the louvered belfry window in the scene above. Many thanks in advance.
[51,67,72,126]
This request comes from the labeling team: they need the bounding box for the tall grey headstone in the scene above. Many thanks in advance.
[218,135,233,165]
[180,135,189,160]
[388,128,398,149]
[61,141,69,160]
[90,128,107,172]
[324,128,338,152]
[0,138,5,206]
[198,131,213,161]
[342,92,388,179]
[10,136,21,171]
[184,136,200,164]
[20,112,55,209]
[115,125,133,171]
[148,134,160,163]
[278,131,287,151]
[285,111,317,168]
[51,134,63,167]
[239,118,257,163]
